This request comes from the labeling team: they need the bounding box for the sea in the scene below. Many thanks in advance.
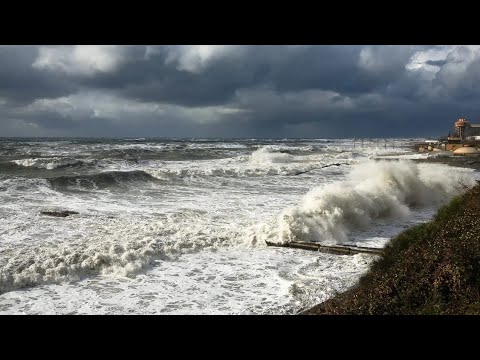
[0,138,477,314]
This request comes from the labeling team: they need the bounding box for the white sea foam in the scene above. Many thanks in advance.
[0,138,477,313]
[258,160,477,245]
[0,248,373,315]
[0,213,244,294]
[249,146,294,164]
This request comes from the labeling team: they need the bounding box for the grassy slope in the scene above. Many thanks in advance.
[304,183,480,315]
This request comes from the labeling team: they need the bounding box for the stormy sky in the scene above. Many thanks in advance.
[0,45,478,138]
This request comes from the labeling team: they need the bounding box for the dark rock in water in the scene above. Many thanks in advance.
[40,210,79,217]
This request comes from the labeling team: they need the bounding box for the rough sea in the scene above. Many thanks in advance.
[0,138,477,314]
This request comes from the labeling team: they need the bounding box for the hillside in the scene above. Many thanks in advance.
[303,182,480,315]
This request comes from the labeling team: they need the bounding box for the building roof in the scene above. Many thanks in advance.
[453,146,480,155]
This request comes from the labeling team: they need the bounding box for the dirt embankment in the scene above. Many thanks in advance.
[303,183,480,315]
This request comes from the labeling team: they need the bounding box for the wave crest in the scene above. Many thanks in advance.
[250,147,294,164]
[258,161,477,245]
[12,157,92,170]
[48,170,158,189]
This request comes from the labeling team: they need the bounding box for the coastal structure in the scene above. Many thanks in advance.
[452,118,480,140]
[417,117,480,155]
[453,146,480,156]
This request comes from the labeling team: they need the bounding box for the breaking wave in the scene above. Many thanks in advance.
[0,238,166,294]
[0,215,241,294]
[12,157,93,170]
[250,147,294,164]
[258,160,477,245]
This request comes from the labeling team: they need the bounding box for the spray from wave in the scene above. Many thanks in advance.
[258,160,477,245]
[249,147,294,164]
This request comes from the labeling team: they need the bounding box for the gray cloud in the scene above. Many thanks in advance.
[0,46,78,105]
[425,59,447,67]
[1,45,480,138]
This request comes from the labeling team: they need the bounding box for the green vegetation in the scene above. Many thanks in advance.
[304,185,480,315]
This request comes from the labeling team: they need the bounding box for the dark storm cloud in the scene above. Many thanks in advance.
[0,46,77,105]
[75,45,414,106]
[1,45,480,137]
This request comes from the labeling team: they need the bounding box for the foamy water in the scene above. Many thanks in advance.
[0,138,476,314]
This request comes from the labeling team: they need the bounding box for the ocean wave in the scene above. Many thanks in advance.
[249,146,294,164]
[12,157,93,170]
[1,160,476,295]
[90,148,236,161]
[48,170,159,189]
[0,238,165,294]
[145,160,352,180]
[0,214,242,294]
[0,162,24,172]
[257,160,477,245]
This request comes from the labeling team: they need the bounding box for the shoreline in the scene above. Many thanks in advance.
[411,155,480,170]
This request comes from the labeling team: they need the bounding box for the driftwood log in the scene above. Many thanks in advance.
[40,210,79,217]
[265,240,382,255]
